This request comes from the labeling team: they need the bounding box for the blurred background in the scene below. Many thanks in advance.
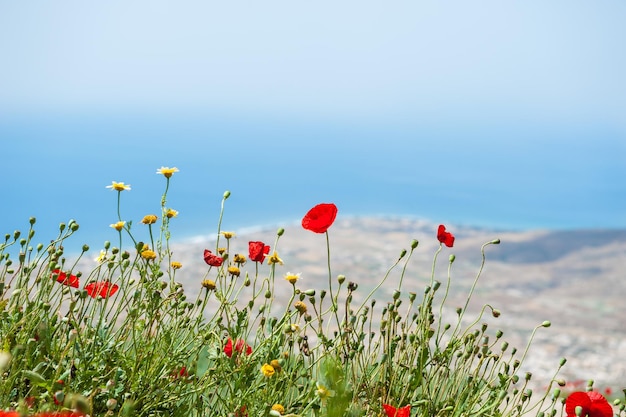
[1,1,625,247]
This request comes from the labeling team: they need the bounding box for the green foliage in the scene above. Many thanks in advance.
[0,169,623,417]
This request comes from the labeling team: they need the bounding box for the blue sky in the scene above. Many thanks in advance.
[1,1,625,242]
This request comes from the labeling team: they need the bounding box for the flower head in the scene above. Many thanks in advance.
[302,203,338,233]
[227,266,241,277]
[261,363,275,377]
[248,241,270,263]
[141,214,158,224]
[316,382,335,404]
[110,221,126,231]
[267,251,283,266]
[52,269,79,288]
[294,301,307,314]
[201,279,216,290]
[171,261,182,269]
[284,272,301,285]
[565,391,612,417]
[156,166,179,178]
[106,181,131,191]
[203,249,223,267]
[271,404,285,415]
[140,249,157,260]
[221,231,236,239]
[233,253,247,265]
[85,281,119,299]
[383,404,411,417]
[165,208,178,218]
[437,224,455,248]
[95,250,107,264]
[223,338,252,358]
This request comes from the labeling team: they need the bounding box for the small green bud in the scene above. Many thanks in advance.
[104,241,111,249]
[399,249,407,259]
[82,244,89,252]
[223,190,231,199]
[337,274,346,284]
[491,238,501,244]
[393,290,401,300]
[59,223,66,232]
[410,239,418,249]
[449,254,455,263]
[304,289,316,296]
[559,357,567,366]
[492,309,501,318]
[408,292,416,302]
[541,321,551,328]
[277,228,284,236]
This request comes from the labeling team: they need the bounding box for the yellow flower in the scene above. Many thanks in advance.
[227,266,240,277]
[271,404,285,414]
[95,250,107,264]
[171,261,182,269]
[220,231,236,239]
[270,359,282,372]
[141,249,157,260]
[284,272,301,285]
[316,382,335,404]
[106,181,131,191]
[141,214,158,224]
[217,247,227,255]
[202,279,216,290]
[110,221,126,231]
[294,301,307,314]
[267,251,283,266]
[165,208,178,218]
[156,166,179,178]
[261,363,275,377]
[233,253,246,265]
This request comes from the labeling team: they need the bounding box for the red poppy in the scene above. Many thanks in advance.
[383,404,411,417]
[85,281,119,298]
[248,241,270,263]
[437,224,455,247]
[565,391,612,417]
[203,249,223,267]
[0,411,20,417]
[52,269,79,288]
[302,203,338,233]
[223,337,252,358]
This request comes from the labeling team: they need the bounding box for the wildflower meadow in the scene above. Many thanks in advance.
[0,167,623,417]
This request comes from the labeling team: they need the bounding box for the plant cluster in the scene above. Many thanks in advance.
[0,167,623,417]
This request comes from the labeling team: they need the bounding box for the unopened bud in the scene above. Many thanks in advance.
[223,190,231,199]
[277,228,284,236]
[449,254,455,263]
[337,274,346,284]
[410,239,418,249]
[541,321,551,328]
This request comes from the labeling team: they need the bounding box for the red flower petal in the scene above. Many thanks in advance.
[587,391,613,417]
[566,392,593,417]
[203,249,223,267]
[248,241,270,263]
[383,404,411,417]
[302,203,338,233]
[52,269,80,288]
[437,224,455,247]
[85,281,119,298]
[223,338,252,358]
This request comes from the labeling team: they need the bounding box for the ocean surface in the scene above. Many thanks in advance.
[1,112,625,252]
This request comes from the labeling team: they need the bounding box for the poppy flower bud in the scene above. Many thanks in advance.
[556,379,566,386]
[393,290,401,300]
[492,309,501,318]
[265,290,272,299]
[70,221,79,231]
[320,290,326,299]
[59,223,66,232]
[106,399,118,410]
[449,254,455,263]
[304,289,316,296]
[541,321,551,328]
[411,239,418,249]
[277,228,285,236]
[559,357,567,366]
[337,274,346,284]
[408,292,416,302]
[433,281,441,291]
[29,229,35,238]
[223,190,231,199]
[496,329,503,338]
[491,238,501,244]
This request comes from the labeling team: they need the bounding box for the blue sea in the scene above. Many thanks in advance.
[2,112,625,252]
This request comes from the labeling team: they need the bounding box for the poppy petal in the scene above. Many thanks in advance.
[302,203,338,233]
